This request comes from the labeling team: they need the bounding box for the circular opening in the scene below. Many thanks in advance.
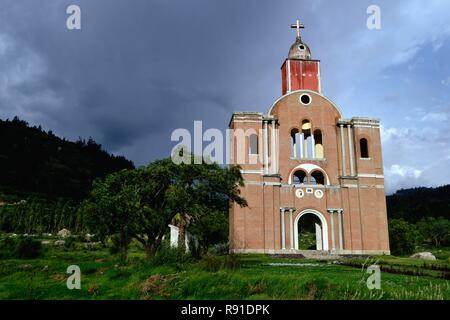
[299,45,305,50]
[295,189,304,198]
[300,94,311,105]
[314,189,324,199]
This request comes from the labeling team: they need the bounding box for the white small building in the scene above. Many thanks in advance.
[168,224,190,252]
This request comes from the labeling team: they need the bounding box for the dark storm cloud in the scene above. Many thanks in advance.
[0,0,298,163]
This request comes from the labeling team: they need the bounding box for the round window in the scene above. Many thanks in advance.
[299,45,305,50]
[295,189,305,198]
[314,189,324,199]
[299,93,311,105]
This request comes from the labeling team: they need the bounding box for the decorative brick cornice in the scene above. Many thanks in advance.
[337,117,380,128]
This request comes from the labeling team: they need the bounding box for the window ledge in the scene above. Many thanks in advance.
[291,184,326,188]
[290,158,327,161]
[359,158,371,161]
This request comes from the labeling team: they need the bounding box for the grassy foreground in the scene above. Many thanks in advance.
[0,245,449,300]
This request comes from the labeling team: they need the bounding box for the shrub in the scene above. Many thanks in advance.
[417,217,450,247]
[388,218,420,255]
[141,274,175,299]
[0,237,17,259]
[200,253,222,272]
[0,236,43,259]
[16,238,43,259]
[108,234,132,261]
[247,282,267,295]
[224,253,241,270]
[209,243,229,255]
[150,244,191,267]
[108,236,120,255]
[301,278,334,300]
[63,237,76,251]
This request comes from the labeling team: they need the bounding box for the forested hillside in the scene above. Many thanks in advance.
[0,117,134,199]
[386,185,450,222]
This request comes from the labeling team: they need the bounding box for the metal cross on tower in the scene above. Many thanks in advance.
[290,19,305,39]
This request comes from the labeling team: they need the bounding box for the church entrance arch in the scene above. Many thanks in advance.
[294,209,329,251]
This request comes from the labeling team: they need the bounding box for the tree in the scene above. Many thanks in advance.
[83,169,140,261]
[172,212,192,252]
[388,218,420,255]
[187,208,229,254]
[164,154,247,252]
[136,156,247,256]
[417,217,450,247]
[84,154,247,259]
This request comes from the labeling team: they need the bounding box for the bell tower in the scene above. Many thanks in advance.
[281,20,322,94]
[228,18,390,256]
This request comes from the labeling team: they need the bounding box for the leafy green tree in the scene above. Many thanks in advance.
[83,169,140,261]
[134,156,246,256]
[172,212,192,252]
[187,209,229,255]
[84,154,247,259]
[417,217,450,247]
[164,155,247,252]
[388,218,420,255]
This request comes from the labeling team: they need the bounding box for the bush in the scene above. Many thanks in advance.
[108,237,120,255]
[417,217,450,247]
[389,219,420,255]
[0,237,18,259]
[209,243,229,255]
[108,234,132,261]
[200,253,222,272]
[223,253,241,270]
[300,278,334,299]
[0,237,43,259]
[16,237,43,259]
[63,237,76,251]
[198,253,241,272]
[150,244,191,267]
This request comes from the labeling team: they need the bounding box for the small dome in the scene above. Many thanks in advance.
[288,37,311,60]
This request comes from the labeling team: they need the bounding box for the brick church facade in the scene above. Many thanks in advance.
[228,21,390,255]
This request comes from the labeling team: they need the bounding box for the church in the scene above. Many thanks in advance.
[228,21,390,255]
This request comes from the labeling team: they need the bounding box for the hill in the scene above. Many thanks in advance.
[0,117,134,199]
[386,185,450,222]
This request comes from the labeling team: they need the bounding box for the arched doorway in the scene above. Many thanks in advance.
[294,209,329,251]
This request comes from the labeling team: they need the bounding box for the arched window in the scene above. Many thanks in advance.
[314,129,323,159]
[310,170,325,185]
[360,138,369,158]
[301,120,312,159]
[290,128,300,159]
[292,170,307,184]
[289,164,330,186]
[249,134,258,155]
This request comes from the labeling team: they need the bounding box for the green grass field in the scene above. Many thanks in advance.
[0,242,449,300]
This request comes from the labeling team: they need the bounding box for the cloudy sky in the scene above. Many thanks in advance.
[0,0,449,194]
